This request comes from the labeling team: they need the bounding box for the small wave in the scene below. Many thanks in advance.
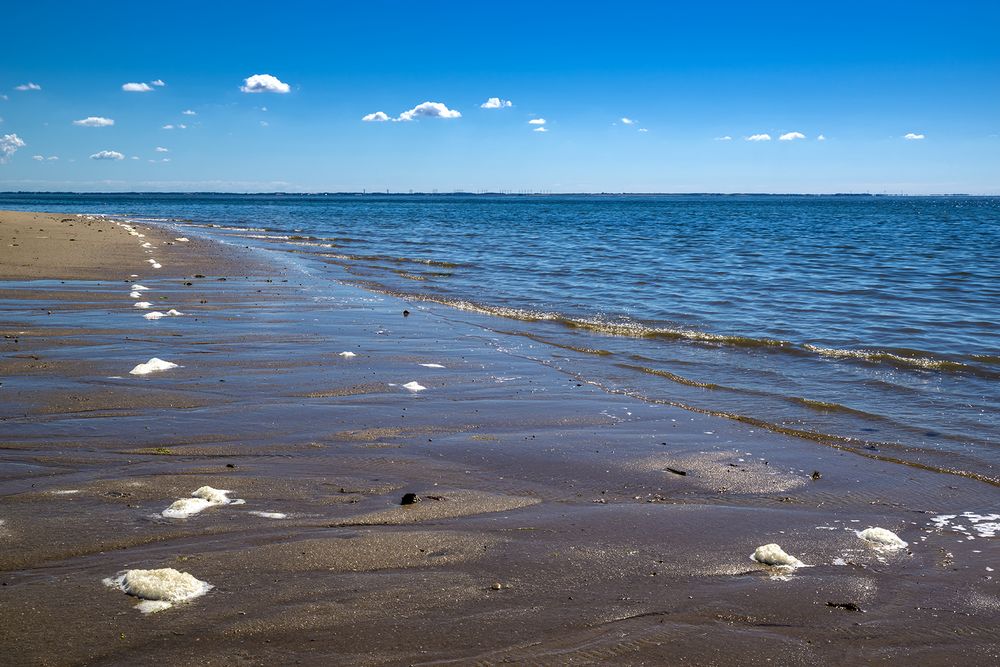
[803,344,968,371]
[320,252,465,269]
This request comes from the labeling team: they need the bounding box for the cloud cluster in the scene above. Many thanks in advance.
[162,124,187,130]
[481,97,512,109]
[621,117,635,125]
[1,133,26,162]
[362,101,461,122]
[73,116,114,127]
[122,82,153,92]
[15,83,41,91]
[32,155,58,161]
[745,133,772,142]
[904,132,925,140]
[779,131,806,141]
[240,74,290,94]
[90,150,124,160]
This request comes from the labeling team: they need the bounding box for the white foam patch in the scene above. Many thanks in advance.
[248,511,287,519]
[175,237,189,242]
[134,301,152,309]
[50,489,80,495]
[129,291,142,299]
[930,512,1000,539]
[420,363,446,368]
[141,242,153,248]
[132,284,149,291]
[103,568,212,613]
[166,309,184,316]
[129,357,179,375]
[402,381,427,392]
[162,486,243,518]
[858,527,908,550]
[151,263,162,269]
[144,311,167,320]
[338,351,357,358]
[751,543,805,568]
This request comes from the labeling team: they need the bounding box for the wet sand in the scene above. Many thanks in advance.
[1,211,998,665]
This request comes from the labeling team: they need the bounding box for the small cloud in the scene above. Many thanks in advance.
[362,111,391,122]
[481,97,513,109]
[779,131,806,141]
[745,133,772,142]
[33,154,58,161]
[259,120,269,127]
[533,126,548,133]
[638,128,648,133]
[528,118,546,125]
[904,132,925,140]
[0,133,26,162]
[161,157,171,162]
[714,135,733,141]
[181,109,196,116]
[161,124,187,130]
[122,82,153,92]
[15,82,41,91]
[155,146,169,152]
[73,116,115,127]
[0,94,8,100]
[259,106,268,112]
[90,150,124,160]
[32,155,44,161]
[397,101,461,121]
[162,124,174,129]
[131,156,139,160]
[47,155,58,160]
[240,74,290,94]
[621,117,635,125]
[151,79,166,87]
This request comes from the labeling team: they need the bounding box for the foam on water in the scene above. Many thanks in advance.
[751,543,805,568]
[129,358,179,375]
[402,381,427,392]
[930,512,1000,538]
[134,301,152,309]
[50,489,80,495]
[420,363,446,368]
[338,351,357,358]
[132,284,149,291]
[129,291,142,299]
[162,486,243,518]
[175,237,189,242]
[248,511,287,519]
[858,527,908,549]
[166,309,184,316]
[103,568,212,613]
[144,311,167,320]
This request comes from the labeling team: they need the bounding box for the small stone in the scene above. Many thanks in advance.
[402,310,410,317]
[491,582,502,590]
[400,492,421,505]
[811,470,822,480]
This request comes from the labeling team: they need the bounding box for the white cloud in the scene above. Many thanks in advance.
[47,155,58,160]
[397,101,461,121]
[533,126,548,133]
[259,120,269,127]
[0,133,25,162]
[240,74,290,94]
[15,82,41,91]
[817,134,826,141]
[638,128,648,133]
[481,97,512,109]
[162,124,187,130]
[745,133,772,142]
[33,155,44,161]
[362,111,391,122]
[151,79,165,87]
[528,118,546,125]
[32,154,57,161]
[122,82,153,92]
[621,117,635,125]
[155,146,169,152]
[181,109,196,116]
[0,94,8,100]
[904,132,925,140]
[714,135,733,141]
[131,156,140,160]
[73,116,115,127]
[779,131,806,141]
[90,150,124,160]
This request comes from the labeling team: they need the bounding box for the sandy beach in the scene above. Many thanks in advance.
[1,210,998,666]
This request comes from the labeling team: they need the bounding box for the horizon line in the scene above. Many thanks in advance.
[0,191,994,197]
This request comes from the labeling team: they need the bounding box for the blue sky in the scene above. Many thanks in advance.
[1,0,998,193]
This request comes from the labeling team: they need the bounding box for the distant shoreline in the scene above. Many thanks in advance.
[0,191,993,197]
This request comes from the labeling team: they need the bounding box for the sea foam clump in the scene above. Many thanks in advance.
[858,527,908,550]
[752,543,805,568]
[104,568,212,614]
[338,351,357,358]
[402,381,426,392]
[129,358,179,375]
[162,486,243,518]
[134,301,152,309]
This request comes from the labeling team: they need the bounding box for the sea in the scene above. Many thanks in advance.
[3,193,997,478]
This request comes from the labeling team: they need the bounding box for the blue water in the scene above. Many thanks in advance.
[3,193,998,475]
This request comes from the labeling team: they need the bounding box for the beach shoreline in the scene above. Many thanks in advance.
[1,210,998,665]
